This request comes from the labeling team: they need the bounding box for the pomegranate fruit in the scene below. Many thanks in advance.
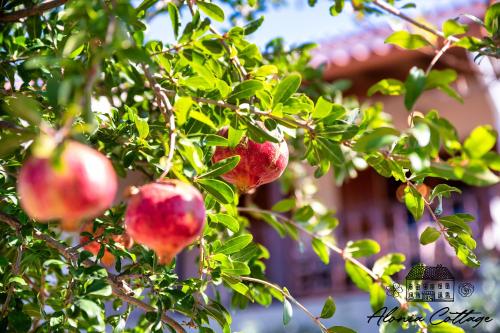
[212,128,289,192]
[124,180,206,264]
[17,141,118,231]
[80,222,133,266]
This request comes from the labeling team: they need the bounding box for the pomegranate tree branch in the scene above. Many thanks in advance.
[1,232,23,318]
[158,88,314,132]
[425,39,453,75]
[186,1,248,81]
[0,0,69,23]
[372,0,459,43]
[0,212,187,333]
[237,207,427,332]
[142,64,177,178]
[239,276,329,333]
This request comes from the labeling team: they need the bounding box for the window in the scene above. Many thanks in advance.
[408,282,413,289]
[438,283,442,289]
[445,283,450,289]
[438,292,443,298]
[416,292,420,298]
[446,292,450,298]
[424,284,428,290]
[430,284,435,290]
[416,284,420,290]
[409,292,413,298]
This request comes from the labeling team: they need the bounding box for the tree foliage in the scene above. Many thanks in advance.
[0,0,499,332]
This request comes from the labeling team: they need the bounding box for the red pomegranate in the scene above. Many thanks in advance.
[124,180,206,264]
[212,128,289,192]
[80,222,133,266]
[17,141,118,231]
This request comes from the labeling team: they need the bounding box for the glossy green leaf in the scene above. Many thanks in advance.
[312,237,330,264]
[273,74,301,106]
[228,80,264,101]
[369,283,386,311]
[199,156,240,179]
[443,19,468,37]
[282,299,293,325]
[345,239,380,258]
[404,186,425,221]
[328,325,356,333]
[197,1,225,22]
[210,213,240,232]
[320,296,336,319]
[404,67,426,111]
[197,178,234,204]
[167,3,181,38]
[385,31,431,50]
[216,234,253,255]
[271,198,296,212]
[367,79,405,96]
[463,125,497,159]
[420,227,441,245]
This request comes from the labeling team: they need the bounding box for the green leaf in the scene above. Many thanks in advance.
[244,16,264,35]
[404,186,425,220]
[420,227,441,245]
[353,127,399,152]
[4,94,42,125]
[271,198,296,212]
[367,79,405,96]
[210,213,240,233]
[197,178,234,204]
[429,184,461,201]
[439,215,472,234]
[345,239,380,258]
[443,19,468,37]
[384,31,431,50]
[134,117,149,139]
[484,2,500,34]
[228,80,264,101]
[282,299,293,325]
[76,299,102,318]
[197,1,225,22]
[167,3,181,38]
[312,237,330,264]
[216,234,253,255]
[86,279,112,296]
[369,283,386,311]
[345,261,372,292]
[199,156,240,179]
[404,67,426,111]
[320,296,336,319]
[316,138,345,165]
[428,322,465,333]
[463,125,497,159]
[328,325,356,333]
[8,311,32,333]
[372,253,406,276]
[220,261,251,275]
[273,74,301,106]
[313,96,334,118]
[190,111,217,129]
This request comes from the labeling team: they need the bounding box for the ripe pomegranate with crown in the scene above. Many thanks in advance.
[17,141,118,231]
[124,180,206,264]
[212,127,289,192]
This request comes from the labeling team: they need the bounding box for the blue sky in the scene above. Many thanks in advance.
[145,0,474,48]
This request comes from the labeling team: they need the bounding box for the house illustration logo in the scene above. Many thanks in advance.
[405,264,454,302]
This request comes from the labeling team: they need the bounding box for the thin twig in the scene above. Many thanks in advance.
[0,0,69,23]
[372,0,459,43]
[425,39,453,75]
[239,276,329,333]
[0,212,186,333]
[1,243,23,318]
[142,64,177,178]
